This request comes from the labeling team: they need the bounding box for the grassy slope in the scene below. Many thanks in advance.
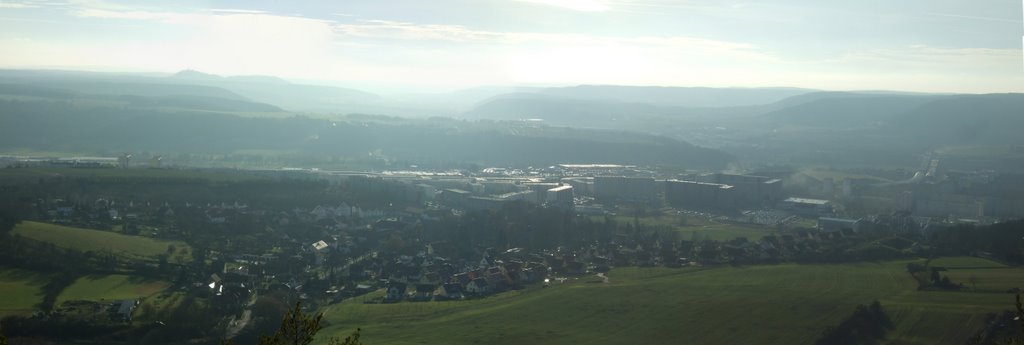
[56,274,169,303]
[0,267,54,317]
[12,221,190,262]
[319,259,1021,345]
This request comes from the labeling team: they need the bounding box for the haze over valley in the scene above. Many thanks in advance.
[1,1,1023,345]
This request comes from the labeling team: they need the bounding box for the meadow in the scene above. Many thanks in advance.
[317,258,1023,345]
[930,257,1023,293]
[56,275,170,304]
[12,221,191,262]
[0,267,54,317]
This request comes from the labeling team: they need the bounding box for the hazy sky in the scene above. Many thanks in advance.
[1,0,1022,93]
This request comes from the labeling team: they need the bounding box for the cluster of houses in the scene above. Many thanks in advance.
[378,251,553,303]
[196,206,952,310]
[50,299,139,325]
[24,175,977,326]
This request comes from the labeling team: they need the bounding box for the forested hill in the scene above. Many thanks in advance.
[0,99,732,168]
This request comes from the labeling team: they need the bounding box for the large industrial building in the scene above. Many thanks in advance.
[698,173,783,207]
[664,173,784,211]
[546,185,575,209]
[664,180,736,210]
[780,197,833,217]
[594,176,658,204]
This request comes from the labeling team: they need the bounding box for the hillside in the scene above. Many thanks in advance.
[0,70,284,113]
[0,98,733,168]
[538,85,816,107]
[894,94,1024,146]
[0,69,379,114]
[0,70,246,100]
[169,70,379,111]
[318,260,1023,345]
[760,94,939,128]
[464,87,810,125]
[749,93,1024,155]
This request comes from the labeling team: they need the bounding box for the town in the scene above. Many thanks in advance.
[2,154,1022,343]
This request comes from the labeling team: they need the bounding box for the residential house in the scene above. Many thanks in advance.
[412,284,435,301]
[438,283,464,300]
[466,277,490,295]
[112,299,139,323]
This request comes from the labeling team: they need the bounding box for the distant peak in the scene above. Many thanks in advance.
[226,75,290,85]
[171,70,291,84]
[171,69,222,79]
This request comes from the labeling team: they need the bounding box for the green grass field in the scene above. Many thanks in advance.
[677,223,777,241]
[133,291,188,322]
[593,214,778,241]
[56,275,169,304]
[936,146,1024,159]
[0,267,54,317]
[945,269,1024,293]
[317,259,1024,345]
[0,166,267,184]
[930,257,1023,293]
[930,256,1008,268]
[12,221,191,262]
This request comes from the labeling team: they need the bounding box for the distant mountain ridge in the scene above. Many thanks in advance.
[0,69,380,113]
[168,70,379,111]
[537,85,817,107]
[0,97,733,168]
[464,86,824,126]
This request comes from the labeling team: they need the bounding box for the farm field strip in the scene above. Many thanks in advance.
[56,274,170,304]
[318,259,1024,345]
[12,221,191,262]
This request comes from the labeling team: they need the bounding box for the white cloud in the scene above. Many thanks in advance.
[332,19,769,57]
[74,8,199,23]
[831,45,1021,73]
[924,12,1022,24]
[514,0,610,12]
[3,2,1020,93]
[209,9,269,14]
[53,7,343,77]
[0,3,38,9]
[5,4,780,87]
[334,20,509,42]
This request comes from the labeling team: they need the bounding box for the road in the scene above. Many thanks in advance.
[224,294,257,339]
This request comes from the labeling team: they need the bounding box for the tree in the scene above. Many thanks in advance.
[223,301,363,345]
[1016,293,1024,337]
[258,302,323,345]
[250,295,290,340]
[329,329,363,345]
[968,275,980,290]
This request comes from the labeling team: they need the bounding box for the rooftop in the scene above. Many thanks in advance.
[548,185,573,192]
[784,197,830,205]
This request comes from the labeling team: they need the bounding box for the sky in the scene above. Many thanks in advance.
[0,0,1022,93]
